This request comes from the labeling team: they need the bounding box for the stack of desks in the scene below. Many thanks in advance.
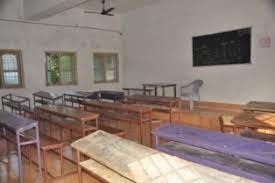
[127,94,180,122]
[1,93,33,116]
[152,124,275,183]
[63,91,99,108]
[71,130,255,183]
[84,100,152,145]
[0,110,41,183]
[33,91,63,107]
[36,105,99,140]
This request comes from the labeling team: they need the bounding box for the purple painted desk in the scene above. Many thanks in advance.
[0,110,42,183]
[95,90,125,102]
[152,124,275,183]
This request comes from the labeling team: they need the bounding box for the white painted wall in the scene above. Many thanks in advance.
[0,1,123,104]
[122,0,275,104]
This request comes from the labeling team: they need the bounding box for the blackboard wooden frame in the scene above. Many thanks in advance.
[192,27,252,67]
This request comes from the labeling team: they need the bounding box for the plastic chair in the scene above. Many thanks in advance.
[180,79,203,111]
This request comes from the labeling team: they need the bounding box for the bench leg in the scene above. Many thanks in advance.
[43,150,48,183]
[76,150,82,183]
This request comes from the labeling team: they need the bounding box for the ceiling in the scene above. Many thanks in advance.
[78,0,160,14]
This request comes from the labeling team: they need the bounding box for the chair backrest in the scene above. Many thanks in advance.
[191,79,203,94]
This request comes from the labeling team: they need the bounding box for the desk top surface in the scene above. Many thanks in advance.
[243,101,275,113]
[142,83,177,87]
[37,105,99,121]
[33,91,63,100]
[72,130,255,183]
[232,112,275,130]
[64,91,96,98]
[152,124,275,166]
[84,100,152,113]
[127,94,180,103]
[0,110,36,132]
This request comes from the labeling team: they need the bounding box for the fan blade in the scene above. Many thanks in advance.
[84,10,101,14]
[104,13,114,16]
[102,7,115,14]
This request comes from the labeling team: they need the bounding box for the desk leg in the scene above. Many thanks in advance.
[16,131,23,183]
[155,135,159,148]
[140,121,143,145]
[143,85,146,95]
[76,150,82,183]
[149,113,153,147]
[162,87,165,96]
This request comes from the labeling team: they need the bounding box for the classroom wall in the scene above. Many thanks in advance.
[122,0,275,104]
[0,0,123,103]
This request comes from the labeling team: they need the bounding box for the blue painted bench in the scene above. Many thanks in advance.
[95,90,125,102]
[152,124,275,183]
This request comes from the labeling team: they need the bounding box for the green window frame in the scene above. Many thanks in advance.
[93,53,119,83]
[45,51,77,86]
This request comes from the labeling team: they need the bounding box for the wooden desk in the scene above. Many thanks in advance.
[63,91,99,108]
[36,105,99,139]
[71,130,255,183]
[232,112,275,130]
[152,124,275,183]
[123,88,153,96]
[84,100,152,145]
[0,110,41,183]
[142,83,177,97]
[33,91,63,107]
[243,101,275,113]
[126,94,180,122]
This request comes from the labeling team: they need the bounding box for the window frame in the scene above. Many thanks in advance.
[0,49,24,89]
[45,51,77,86]
[93,53,119,84]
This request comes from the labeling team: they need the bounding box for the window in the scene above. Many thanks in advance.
[93,53,119,83]
[0,50,24,88]
[45,52,77,86]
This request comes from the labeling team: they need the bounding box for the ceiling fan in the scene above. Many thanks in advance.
[84,0,115,16]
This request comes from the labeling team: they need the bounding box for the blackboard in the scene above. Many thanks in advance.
[193,27,251,67]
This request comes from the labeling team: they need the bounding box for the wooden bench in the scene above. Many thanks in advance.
[84,100,152,145]
[98,124,126,138]
[152,124,275,183]
[0,125,63,183]
[126,95,180,122]
[80,159,133,183]
[36,105,99,139]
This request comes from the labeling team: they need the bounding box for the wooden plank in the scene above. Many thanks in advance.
[158,141,275,183]
[80,159,133,183]
[232,112,275,130]
[243,101,275,113]
[71,130,255,183]
[37,104,99,121]
[127,95,179,104]
[85,100,152,113]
